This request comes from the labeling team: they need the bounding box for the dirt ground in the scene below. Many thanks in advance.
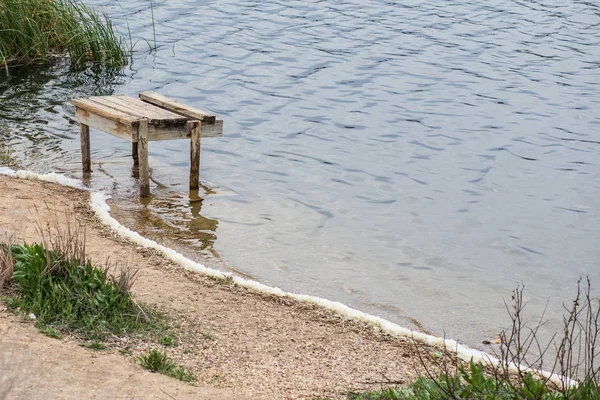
[0,175,431,399]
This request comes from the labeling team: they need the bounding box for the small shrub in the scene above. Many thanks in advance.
[138,349,195,382]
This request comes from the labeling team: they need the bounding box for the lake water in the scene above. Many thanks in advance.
[1,0,599,348]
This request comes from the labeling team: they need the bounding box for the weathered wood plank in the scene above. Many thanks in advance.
[147,123,191,141]
[198,119,223,137]
[143,120,219,140]
[80,124,91,172]
[190,122,201,190]
[71,98,138,125]
[91,95,188,125]
[75,108,136,142]
[138,119,150,197]
[139,91,217,124]
[114,95,188,122]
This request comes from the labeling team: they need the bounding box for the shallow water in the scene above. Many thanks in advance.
[1,0,599,347]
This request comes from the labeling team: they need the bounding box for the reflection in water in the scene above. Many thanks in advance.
[113,183,220,256]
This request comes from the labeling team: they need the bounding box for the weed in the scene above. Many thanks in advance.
[138,349,195,382]
[37,324,62,339]
[82,341,106,351]
[336,278,600,400]
[158,335,177,347]
[119,348,133,356]
[340,364,600,399]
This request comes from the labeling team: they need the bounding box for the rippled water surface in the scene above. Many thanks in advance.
[1,0,599,346]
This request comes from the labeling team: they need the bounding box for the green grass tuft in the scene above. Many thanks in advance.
[7,242,160,340]
[158,335,178,347]
[0,0,128,68]
[37,323,62,339]
[138,349,195,382]
[81,340,106,351]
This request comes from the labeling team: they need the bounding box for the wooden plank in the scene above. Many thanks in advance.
[75,108,136,142]
[114,95,188,123]
[199,118,223,137]
[139,91,217,124]
[91,95,188,125]
[71,98,138,125]
[190,122,201,190]
[80,124,91,172]
[138,119,150,197]
[147,123,191,141]
[145,120,222,140]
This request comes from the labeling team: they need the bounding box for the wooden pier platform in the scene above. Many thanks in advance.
[70,91,223,196]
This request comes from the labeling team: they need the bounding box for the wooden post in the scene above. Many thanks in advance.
[138,119,150,197]
[80,123,91,172]
[190,121,201,190]
[132,142,139,166]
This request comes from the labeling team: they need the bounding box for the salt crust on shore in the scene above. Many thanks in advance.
[0,166,574,387]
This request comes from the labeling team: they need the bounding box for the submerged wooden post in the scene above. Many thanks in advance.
[80,123,91,172]
[138,119,150,197]
[190,121,201,190]
[132,142,139,166]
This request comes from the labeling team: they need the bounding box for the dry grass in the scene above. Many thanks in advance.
[33,206,140,293]
[0,229,16,289]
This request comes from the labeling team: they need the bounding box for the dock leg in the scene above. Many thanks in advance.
[132,142,139,166]
[80,123,91,173]
[138,119,150,197]
[190,121,201,190]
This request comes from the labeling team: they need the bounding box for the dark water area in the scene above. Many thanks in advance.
[1,0,599,348]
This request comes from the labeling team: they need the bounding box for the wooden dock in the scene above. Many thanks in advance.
[70,91,223,196]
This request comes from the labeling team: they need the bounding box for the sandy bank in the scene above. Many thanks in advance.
[0,174,430,399]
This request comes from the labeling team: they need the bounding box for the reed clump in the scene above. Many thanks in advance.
[0,0,128,68]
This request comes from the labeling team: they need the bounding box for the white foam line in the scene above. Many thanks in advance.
[0,168,84,189]
[0,167,576,387]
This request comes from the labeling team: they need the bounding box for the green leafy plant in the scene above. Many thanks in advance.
[81,340,106,351]
[138,349,195,382]
[37,324,62,339]
[158,335,177,347]
[6,241,157,340]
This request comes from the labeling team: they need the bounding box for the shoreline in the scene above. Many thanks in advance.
[0,167,491,359]
[0,168,572,398]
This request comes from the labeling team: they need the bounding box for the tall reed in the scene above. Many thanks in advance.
[0,0,128,68]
